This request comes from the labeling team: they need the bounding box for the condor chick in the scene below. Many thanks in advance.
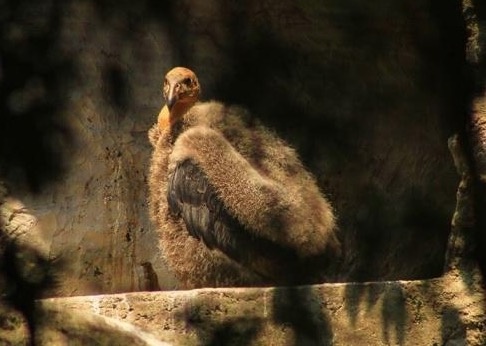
[148,67,341,288]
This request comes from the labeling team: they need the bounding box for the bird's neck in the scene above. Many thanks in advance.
[157,105,171,130]
[157,102,195,131]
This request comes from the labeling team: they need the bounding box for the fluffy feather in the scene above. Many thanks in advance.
[148,68,341,288]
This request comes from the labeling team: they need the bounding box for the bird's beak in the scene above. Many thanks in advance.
[166,86,178,110]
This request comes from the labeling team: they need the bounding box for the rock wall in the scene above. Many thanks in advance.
[0,0,471,295]
[464,0,486,275]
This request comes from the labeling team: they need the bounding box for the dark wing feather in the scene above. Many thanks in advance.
[167,159,245,256]
[167,159,303,283]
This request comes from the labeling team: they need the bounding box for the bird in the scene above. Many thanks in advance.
[147,66,341,288]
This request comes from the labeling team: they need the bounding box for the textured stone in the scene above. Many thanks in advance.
[0,301,172,346]
[3,265,484,345]
[463,0,486,274]
[25,266,483,345]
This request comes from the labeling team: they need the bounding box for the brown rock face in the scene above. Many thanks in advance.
[464,0,486,276]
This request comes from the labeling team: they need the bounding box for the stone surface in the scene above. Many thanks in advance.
[0,302,172,346]
[464,0,486,271]
[4,266,479,345]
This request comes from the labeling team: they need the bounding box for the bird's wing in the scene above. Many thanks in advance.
[167,159,249,261]
[167,159,303,282]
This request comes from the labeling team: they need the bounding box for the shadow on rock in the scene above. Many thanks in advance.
[272,286,333,346]
[0,1,77,344]
[441,306,467,345]
[176,298,262,346]
[0,0,76,193]
[0,233,63,345]
[344,282,407,346]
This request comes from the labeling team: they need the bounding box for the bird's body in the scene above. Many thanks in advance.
[148,67,341,288]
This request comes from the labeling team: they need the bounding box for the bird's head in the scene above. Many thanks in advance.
[157,67,200,130]
[163,67,200,113]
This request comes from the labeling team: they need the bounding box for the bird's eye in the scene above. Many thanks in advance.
[163,79,170,95]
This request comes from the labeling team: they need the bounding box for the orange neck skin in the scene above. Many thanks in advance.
[157,105,171,130]
[157,100,196,131]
